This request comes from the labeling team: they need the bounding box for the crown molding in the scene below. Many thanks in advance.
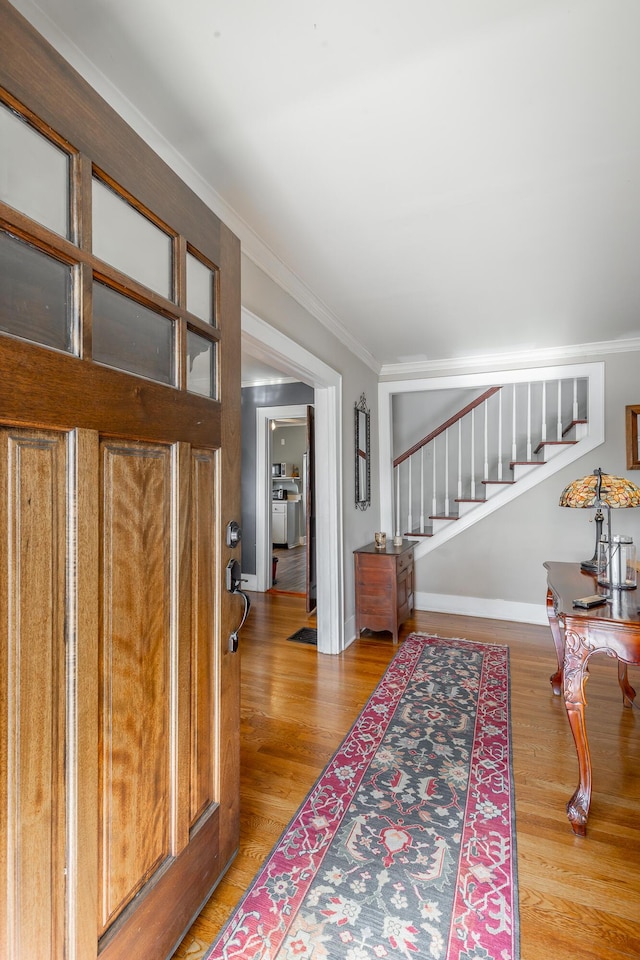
[379,336,640,378]
[11,0,380,376]
[241,376,298,389]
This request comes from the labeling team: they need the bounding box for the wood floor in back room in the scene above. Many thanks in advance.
[271,544,306,594]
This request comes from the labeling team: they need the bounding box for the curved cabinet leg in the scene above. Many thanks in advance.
[563,629,592,836]
[546,588,564,695]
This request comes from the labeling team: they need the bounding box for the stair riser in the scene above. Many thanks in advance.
[430,518,456,534]
[456,501,483,517]
[483,484,508,500]
[511,464,539,482]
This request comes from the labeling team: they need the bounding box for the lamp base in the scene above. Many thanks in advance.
[580,510,604,575]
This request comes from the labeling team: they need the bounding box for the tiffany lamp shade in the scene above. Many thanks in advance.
[559,467,640,573]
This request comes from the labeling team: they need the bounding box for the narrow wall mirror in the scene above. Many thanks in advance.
[355,393,370,509]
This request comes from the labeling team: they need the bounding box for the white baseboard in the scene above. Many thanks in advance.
[414,591,548,626]
[343,614,357,649]
[242,573,258,592]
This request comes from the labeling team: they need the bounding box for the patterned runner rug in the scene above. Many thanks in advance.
[205,634,519,960]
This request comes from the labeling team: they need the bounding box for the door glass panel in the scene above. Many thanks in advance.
[92,178,172,299]
[0,231,74,352]
[187,330,216,398]
[93,282,174,384]
[0,103,70,239]
[186,251,215,324]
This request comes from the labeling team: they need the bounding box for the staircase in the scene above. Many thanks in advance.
[386,364,604,559]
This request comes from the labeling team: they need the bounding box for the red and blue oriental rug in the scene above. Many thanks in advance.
[205,634,519,960]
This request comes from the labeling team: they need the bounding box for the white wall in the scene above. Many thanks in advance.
[272,423,306,479]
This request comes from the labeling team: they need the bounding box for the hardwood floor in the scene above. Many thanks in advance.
[172,593,640,960]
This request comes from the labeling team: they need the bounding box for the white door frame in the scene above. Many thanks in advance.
[242,308,344,655]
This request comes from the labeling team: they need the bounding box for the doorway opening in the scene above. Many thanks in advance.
[242,308,344,655]
[257,404,316,613]
[269,412,311,600]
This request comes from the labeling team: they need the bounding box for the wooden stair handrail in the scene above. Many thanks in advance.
[393,386,502,468]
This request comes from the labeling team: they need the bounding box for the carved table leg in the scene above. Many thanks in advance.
[618,660,636,708]
[546,588,564,695]
[563,629,593,836]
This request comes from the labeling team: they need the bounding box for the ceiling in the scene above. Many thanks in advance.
[13,0,640,372]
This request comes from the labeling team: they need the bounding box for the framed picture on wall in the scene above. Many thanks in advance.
[625,404,640,469]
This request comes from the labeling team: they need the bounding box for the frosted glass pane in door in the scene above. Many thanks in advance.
[0,103,70,238]
[0,231,73,352]
[93,282,174,384]
[186,252,214,324]
[92,178,172,299]
[187,330,216,398]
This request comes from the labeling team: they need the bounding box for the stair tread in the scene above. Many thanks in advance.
[481,479,515,485]
[509,460,546,467]
[455,497,486,503]
[534,439,577,453]
[562,418,587,437]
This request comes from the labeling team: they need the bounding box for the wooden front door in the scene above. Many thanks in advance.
[0,5,241,959]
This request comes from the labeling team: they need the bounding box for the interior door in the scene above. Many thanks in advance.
[0,6,241,959]
[305,404,317,614]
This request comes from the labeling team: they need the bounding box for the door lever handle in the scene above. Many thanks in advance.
[226,558,250,652]
[229,589,251,653]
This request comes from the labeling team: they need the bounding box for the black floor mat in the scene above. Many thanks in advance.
[287,627,317,645]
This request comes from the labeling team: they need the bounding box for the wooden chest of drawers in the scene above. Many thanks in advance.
[354,539,414,643]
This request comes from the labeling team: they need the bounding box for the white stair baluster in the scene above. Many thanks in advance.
[420,447,425,533]
[444,429,450,515]
[395,462,400,538]
[407,456,413,536]
[432,438,437,517]
[497,391,503,480]
[484,400,489,480]
[527,383,532,461]
[457,420,462,500]
[573,377,579,422]
[541,381,547,443]
[511,383,517,462]
[557,379,563,439]
[470,408,476,500]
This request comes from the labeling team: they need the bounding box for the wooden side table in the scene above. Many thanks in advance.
[354,539,414,643]
[544,560,640,835]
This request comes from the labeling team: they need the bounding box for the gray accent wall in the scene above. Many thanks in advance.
[241,381,314,575]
